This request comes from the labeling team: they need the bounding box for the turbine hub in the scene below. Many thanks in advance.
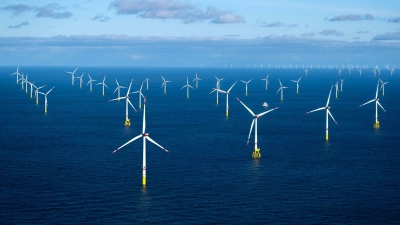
[143,133,149,136]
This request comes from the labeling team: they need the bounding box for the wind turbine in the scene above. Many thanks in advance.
[192,73,201,88]
[261,74,269,90]
[130,81,145,109]
[304,68,309,76]
[212,76,224,104]
[358,68,362,76]
[276,79,288,101]
[338,69,342,76]
[108,79,137,126]
[306,85,337,141]
[340,78,346,92]
[379,78,389,96]
[236,97,278,158]
[290,76,302,94]
[28,81,35,98]
[96,75,108,96]
[360,80,386,128]
[240,79,252,96]
[112,96,169,186]
[335,82,339,98]
[86,74,96,92]
[113,78,126,100]
[19,73,25,89]
[181,76,194,98]
[75,73,84,88]
[10,66,20,83]
[215,81,237,117]
[24,74,29,93]
[33,84,46,104]
[66,68,78,85]
[38,87,55,113]
[161,75,171,94]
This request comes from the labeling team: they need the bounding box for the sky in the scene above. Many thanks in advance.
[0,0,399,67]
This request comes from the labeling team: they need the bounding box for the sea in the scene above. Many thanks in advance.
[1,66,399,224]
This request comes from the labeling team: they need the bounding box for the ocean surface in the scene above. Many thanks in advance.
[1,66,399,224]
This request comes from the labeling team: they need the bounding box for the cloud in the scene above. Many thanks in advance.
[8,21,29,29]
[301,32,315,37]
[329,14,374,21]
[93,13,110,22]
[353,37,360,40]
[319,29,344,36]
[288,24,299,28]
[260,21,285,27]
[0,3,72,19]
[388,17,400,23]
[0,4,32,16]
[109,0,245,24]
[35,3,73,19]
[372,32,400,41]
[357,31,369,34]
[129,54,143,60]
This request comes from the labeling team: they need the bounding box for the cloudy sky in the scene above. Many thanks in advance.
[1,0,399,67]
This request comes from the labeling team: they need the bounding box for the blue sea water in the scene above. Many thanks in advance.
[1,66,399,224]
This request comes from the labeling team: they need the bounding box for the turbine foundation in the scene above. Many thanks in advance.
[374,121,380,129]
[142,176,146,186]
[124,119,131,126]
[252,148,261,159]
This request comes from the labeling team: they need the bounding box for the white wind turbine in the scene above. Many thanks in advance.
[28,81,35,98]
[96,75,108,96]
[212,76,224,104]
[358,68,362,76]
[261,74,269,90]
[161,75,171,94]
[304,68,309,75]
[335,82,339,98]
[276,79,288,101]
[379,78,389,96]
[236,97,278,158]
[108,78,137,126]
[360,80,386,128]
[10,66,21,83]
[86,74,96,92]
[66,68,78,85]
[340,78,345,92]
[75,73,84,88]
[338,69,342,76]
[113,78,126,100]
[240,79,252,96]
[130,81,145,109]
[33,84,46,104]
[181,76,194,98]
[112,96,169,186]
[19,73,25,90]
[290,76,302,94]
[192,73,201,88]
[24,74,29,93]
[214,81,237,117]
[306,85,337,141]
[38,87,55,113]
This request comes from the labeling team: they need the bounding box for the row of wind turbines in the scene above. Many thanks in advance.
[10,66,54,112]
[9,66,391,186]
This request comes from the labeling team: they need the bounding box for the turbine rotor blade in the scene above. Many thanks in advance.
[257,107,279,117]
[328,110,338,125]
[112,134,142,154]
[247,119,255,146]
[359,99,375,107]
[236,97,255,116]
[306,107,325,114]
[146,136,170,153]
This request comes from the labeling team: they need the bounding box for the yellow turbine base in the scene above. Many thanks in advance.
[374,121,380,129]
[45,109,47,113]
[326,134,328,141]
[36,101,38,105]
[124,119,131,126]
[142,176,146,186]
[252,148,261,159]
[226,112,228,117]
